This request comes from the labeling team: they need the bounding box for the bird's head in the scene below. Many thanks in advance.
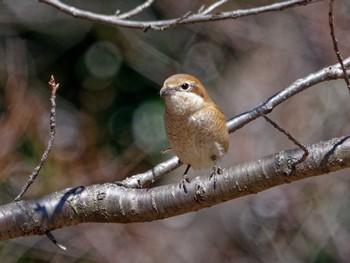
[160,74,211,114]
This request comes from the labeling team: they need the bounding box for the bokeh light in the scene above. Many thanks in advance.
[132,100,167,155]
[85,41,123,79]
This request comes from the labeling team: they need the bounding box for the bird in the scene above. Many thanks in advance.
[160,74,229,193]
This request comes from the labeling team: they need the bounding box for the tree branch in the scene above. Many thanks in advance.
[39,0,324,31]
[1,136,349,240]
[328,0,350,92]
[115,0,154,19]
[14,76,59,201]
[118,56,350,188]
[260,113,309,166]
[199,0,229,15]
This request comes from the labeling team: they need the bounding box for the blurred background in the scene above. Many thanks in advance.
[1,0,350,262]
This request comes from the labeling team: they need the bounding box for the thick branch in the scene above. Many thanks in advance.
[40,0,324,31]
[1,136,349,240]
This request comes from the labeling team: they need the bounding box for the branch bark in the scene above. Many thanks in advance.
[1,136,349,241]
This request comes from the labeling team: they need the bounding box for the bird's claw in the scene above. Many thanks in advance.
[209,166,223,189]
[179,177,191,193]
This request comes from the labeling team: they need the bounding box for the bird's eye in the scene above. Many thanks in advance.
[181,83,190,90]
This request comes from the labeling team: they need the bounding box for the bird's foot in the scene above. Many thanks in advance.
[179,176,191,193]
[209,165,223,189]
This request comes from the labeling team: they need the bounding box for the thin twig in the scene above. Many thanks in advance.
[260,113,309,166]
[328,0,350,92]
[14,75,59,201]
[155,11,193,31]
[200,0,229,15]
[45,230,67,250]
[40,0,323,31]
[116,0,154,19]
[197,5,206,14]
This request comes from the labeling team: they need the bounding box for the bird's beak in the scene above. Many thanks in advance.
[160,86,175,97]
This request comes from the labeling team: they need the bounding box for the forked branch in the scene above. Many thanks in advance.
[40,0,324,31]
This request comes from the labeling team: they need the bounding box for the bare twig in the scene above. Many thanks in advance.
[45,230,66,250]
[260,114,309,166]
[328,0,350,92]
[116,0,154,19]
[200,0,229,15]
[14,75,59,201]
[40,0,323,31]
[153,11,193,31]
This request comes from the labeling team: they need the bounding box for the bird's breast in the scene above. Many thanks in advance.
[164,105,228,169]
[165,92,205,116]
